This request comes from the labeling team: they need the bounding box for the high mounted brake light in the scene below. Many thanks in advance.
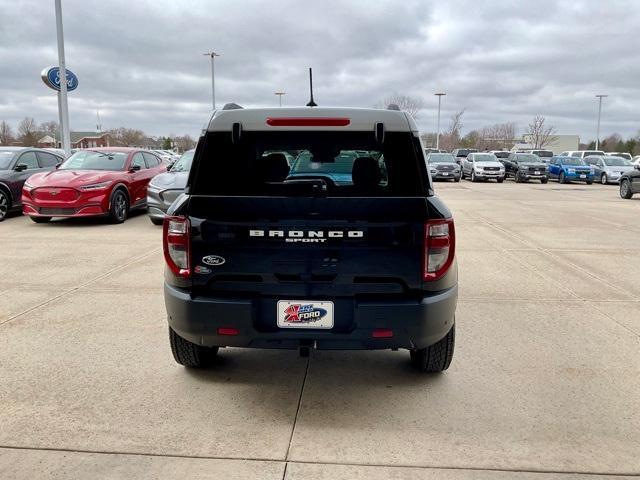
[265,117,350,127]
[163,216,191,278]
[423,218,455,281]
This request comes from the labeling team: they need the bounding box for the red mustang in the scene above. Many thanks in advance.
[22,147,167,223]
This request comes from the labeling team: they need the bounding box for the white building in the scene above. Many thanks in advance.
[512,134,580,154]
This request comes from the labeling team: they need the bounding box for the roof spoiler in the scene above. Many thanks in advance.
[223,103,243,110]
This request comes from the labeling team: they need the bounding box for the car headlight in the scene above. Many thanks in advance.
[23,181,35,191]
[430,169,437,174]
[79,181,112,191]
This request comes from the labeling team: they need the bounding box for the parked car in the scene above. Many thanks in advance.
[605,152,632,162]
[619,163,640,199]
[451,148,477,165]
[164,105,457,372]
[559,150,605,159]
[582,155,634,185]
[426,152,461,182]
[44,148,69,158]
[22,147,166,223]
[547,156,593,184]
[424,148,447,155]
[147,149,195,225]
[527,150,554,163]
[633,156,640,166]
[489,150,510,161]
[502,153,549,183]
[461,152,505,182]
[0,147,63,221]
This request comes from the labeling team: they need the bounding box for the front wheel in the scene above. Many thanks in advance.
[559,172,566,184]
[109,189,129,224]
[540,177,548,184]
[514,171,522,183]
[169,327,218,368]
[601,173,608,185]
[471,171,477,182]
[620,179,633,199]
[410,324,455,373]
[496,177,504,183]
[0,189,9,221]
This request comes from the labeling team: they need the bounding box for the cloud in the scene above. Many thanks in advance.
[0,0,638,141]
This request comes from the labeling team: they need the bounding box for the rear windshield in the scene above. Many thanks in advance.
[455,149,476,157]
[190,131,427,197]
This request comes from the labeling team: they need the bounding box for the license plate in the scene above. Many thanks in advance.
[277,301,334,329]
[442,172,449,176]
[534,171,540,175]
[580,174,586,178]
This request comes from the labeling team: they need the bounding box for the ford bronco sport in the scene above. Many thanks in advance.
[163,105,458,372]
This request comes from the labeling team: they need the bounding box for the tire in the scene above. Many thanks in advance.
[601,173,608,185]
[559,172,566,184]
[169,327,218,368]
[410,323,455,373]
[471,171,477,182]
[109,189,129,224]
[150,216,164,226]
[30,216,51,223]
[540,177,548,184]
[460,170,465,180]
[0,189,9,222]
[620,179,633,199]
[496,178,504,183]
[514,171,522,183]
[454,176,460,183]
[587,180,593,185]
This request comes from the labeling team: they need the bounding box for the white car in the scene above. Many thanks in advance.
[461,152,505,183]
[605,152,632,161]
[632,156,640,166]
[559,150,605,159]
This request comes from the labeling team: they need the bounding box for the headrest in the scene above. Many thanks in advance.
[352,156,381,189]
[261,153,290,182]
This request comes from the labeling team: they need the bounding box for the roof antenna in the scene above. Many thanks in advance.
[306,67,317,107]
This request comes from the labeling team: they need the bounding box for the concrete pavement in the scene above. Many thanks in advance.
[0,181,638,479]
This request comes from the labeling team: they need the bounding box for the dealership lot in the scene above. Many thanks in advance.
[1,181,639,479]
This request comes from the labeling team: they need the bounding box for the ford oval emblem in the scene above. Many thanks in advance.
[40,66,79,92]
[202,255,225,266]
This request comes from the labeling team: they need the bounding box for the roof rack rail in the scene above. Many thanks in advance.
[222,103,243,110]
[386,104,400,111]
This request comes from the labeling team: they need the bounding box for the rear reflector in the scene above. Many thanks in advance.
[217,327,239,336]
[266,117,350,127]
[372,328,393,338]
[423,218,456,281]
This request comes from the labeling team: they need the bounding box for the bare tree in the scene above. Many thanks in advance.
[18,117,39,146]
[480,122,517,150]
[525,116,557,149]
[601,133,622,152]
[0,121,14,145]
[439,109,465,151]
[171,134,196,152]
[40,121,60,138]
[107,127,145,147]
[420,132,437,148]
[377,93,425,119]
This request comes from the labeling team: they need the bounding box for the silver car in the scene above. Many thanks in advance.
[426,152,461,181]
[461,152,505,182]
[146,149,194,225]
[583,155,634,185]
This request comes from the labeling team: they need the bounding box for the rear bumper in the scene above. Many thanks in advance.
[165,283,457,350]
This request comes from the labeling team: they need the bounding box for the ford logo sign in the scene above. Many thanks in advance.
[40,66,79,92]
[202,255,225,266]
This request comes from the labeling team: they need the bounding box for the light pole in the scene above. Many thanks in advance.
[274,91,286,107]
[595,94,607,150]
[434,93,446,149]
[203,51,220,110]
[55,0,71,156]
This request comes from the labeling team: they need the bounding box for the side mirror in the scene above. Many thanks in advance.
[55,163,61,169]
[14,163,28,172]
[129,164,141,172]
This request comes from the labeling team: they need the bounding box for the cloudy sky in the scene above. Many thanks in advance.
[0,0,638,141]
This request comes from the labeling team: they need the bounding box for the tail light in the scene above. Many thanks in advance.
[423,218,455,281]
[163,216,190,278]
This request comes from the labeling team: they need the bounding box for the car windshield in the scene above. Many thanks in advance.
[603,157,631,167]
[170,150,194,172]
[60,150,128,171]
[428,154,456,163]
[516,154,539,162]
[190,131,425,197]
[559,158,584,165]
[473,154,497,162]
[532,151,553,157]
[0,151,15,169]
[493,152,510,158]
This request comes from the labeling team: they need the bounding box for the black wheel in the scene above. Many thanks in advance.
[514,171,521,183]
[601,173,608,185]
[109,189,129,224]
[454,176,460,183]
[460,170,465,180]
[620,179,633,199]
[540,177,548,184]
[586,180,593,185]
[150,216,164,226]
[410,324,455,373]
[30,216,51,223]
[169,327,218,368]
[559,172,566,184]
[471,170,477,182]
[0,189,9,221]
[496,177,504,183]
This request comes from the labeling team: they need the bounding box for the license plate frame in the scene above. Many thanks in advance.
[277,300,334,329]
